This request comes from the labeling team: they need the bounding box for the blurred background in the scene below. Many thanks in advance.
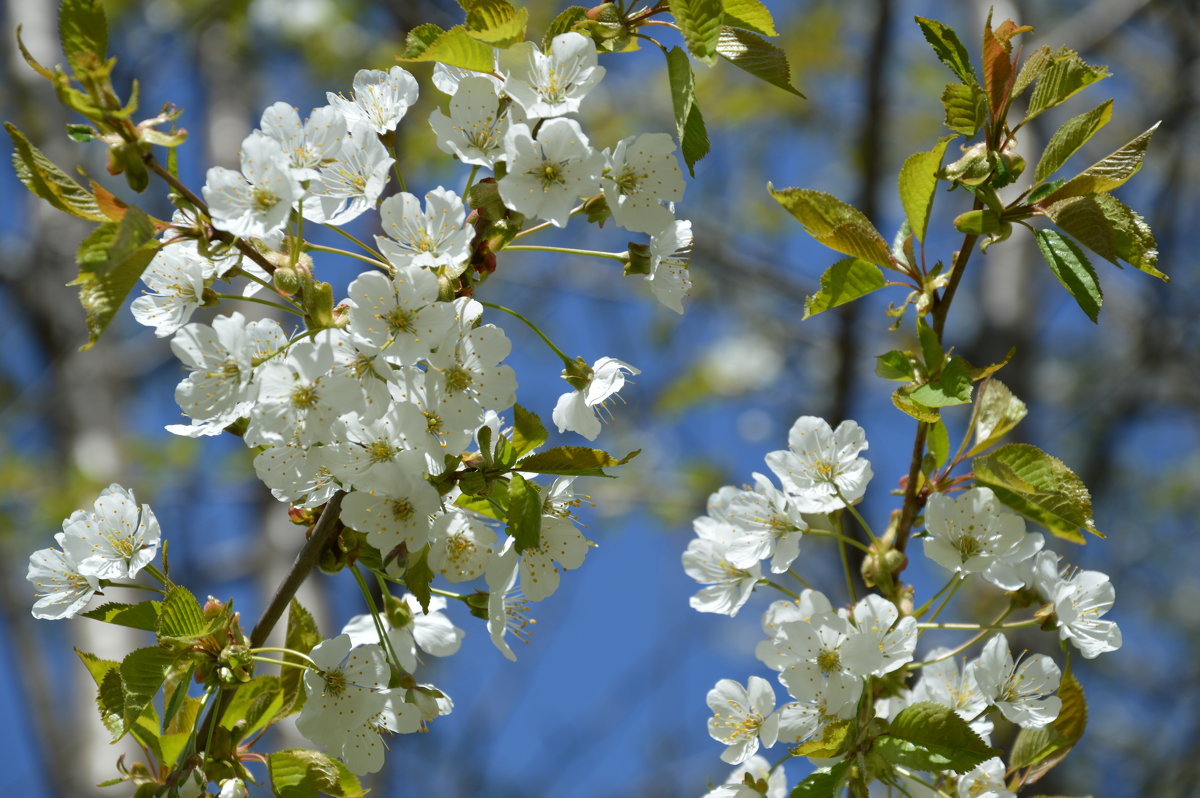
[2,0,1197,795]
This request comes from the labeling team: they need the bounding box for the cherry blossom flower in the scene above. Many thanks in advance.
[602,132,685,235]
[376,188,473,275]
[427,508,497,582]
[485,540,536,661]
[203,131,302,239]
[517,515,592,602]
[683,522,762,617]
[258,101,345,179]
[327,66,418,134]
[707,676,778,764]
[923,487,1042,590]
[498,119,604,227]
[303,120,393,225]
[341,594,464,673]
[429,76,513,168]
[721,473,807,573]
[61,484,160,581]
[552,356,638,441]
[970,634,1061,728]
[498,33,605,118]
[1049,567,1122,659]
[27,534,99,619]
[765,416,873,513]
[702,755,788,798]
[130,245,210,337]
[956,758,1015,798]
[646,219,693,313]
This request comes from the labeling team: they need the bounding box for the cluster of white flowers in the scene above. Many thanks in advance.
[27,33,699,781]
[26,484,160,620]
[686,414,1122,786]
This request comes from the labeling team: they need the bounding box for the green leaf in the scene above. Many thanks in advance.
[892,388,940,423]
[1034,99,1113,183]
[81,600,161,631]
[221,675,283,738]
[59,0,109,76]
[789,717,851,758]
[768,186,895,269]
[665,47,710,176]
[875,350,919,382]
[403,545,436,613]
[715,27,803,97]
[464,0,527,48]
[269,749,366,798]
[543,6,588,50]
[898,137,953,243]
[281,598,321,715]
[71,207,162,350]
[973,443,1100,543]
[917,317,942,372]
[1043,122,1159,202]
[670,0,725,65]
[161,663,194,733]
[1044,193,1164,280]
[157,585,206,640]
[1035,229,1102,322]
[397,24,496,72]
[928,417,951,470]
[117,646,179,739]
[788,760,850,798]
[517,445,640,477]
[1024,48,1110,122]
[982,15,1031,123]
[970,379,1027,455]
[722,0,777,36]
[1011,663,1087,784]
[940,83,987,136]
[910,356,973,407]
[914,16,978,86]
[881,701,999,774]
[76,649,120,686]
[506,474,542,553]
[512,403,548,457]
[802,257,885,319]
[7,123,106,221]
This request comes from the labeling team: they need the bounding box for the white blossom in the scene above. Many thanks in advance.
[518,515,592,602]
[765,416,873,513]
[328,66,418,134]
[498,119,604,227]
[341,594,464,673]
[344,268,454,364]
[427,507,497,582]
[339,456,441,554]
[721,473,807,573]
[970,634,1061,728]
[923,487,1042,590]
[61,484,160,581]
[1050,568,1122,659]
[485,540,536,661]
[429,76,512,168]
[956,758,1015,798]
[258,101,345,179]
[602,133,685,235]
[552,356,638,441]
[303,120,393,225]
[702,755,787,798]
[27,534,99,620]
[203,131,302,239]
[707,676,778,764]
[130,245,210,337]
[646,219,693,313]
[498,33,604,118]
[376,188,473,275]
[683,523,761,617]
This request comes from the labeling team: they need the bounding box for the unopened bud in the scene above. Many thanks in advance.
[273,265,302,296]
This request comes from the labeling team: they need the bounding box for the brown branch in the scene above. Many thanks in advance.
[143,154,279,276]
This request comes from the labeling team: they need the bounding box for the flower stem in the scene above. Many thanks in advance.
[916,617,1039,631]
[835,511,859,602]
[763,579,800,600]
[913,607,1015,667]
[305,243,391,270]
[913,574,961,619]
[212,292,305,316]
[250,656,310,671]
[252,647,317,667]
[502,244,627,262]
[328,224,387,261]
[478,300,573,365]
[834,488,877,544]
[922,576,964,626]
[463,164,480,196]
[143,563,171,588]
[806,528,872,554]
[351,563,406,675]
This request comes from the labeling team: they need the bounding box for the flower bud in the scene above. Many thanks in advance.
[273,265,302,296]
